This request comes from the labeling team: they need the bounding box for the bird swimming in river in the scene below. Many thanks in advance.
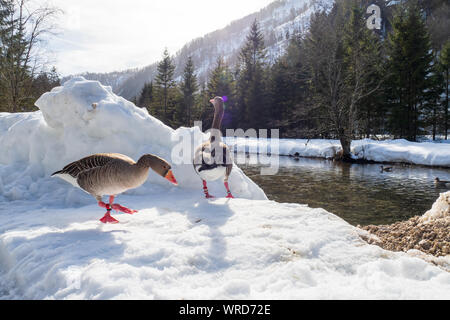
[380,165,393,172]
[193,96,234,199]
[52,153,178,223]
[289,152,301,161]
[434,177,450,188]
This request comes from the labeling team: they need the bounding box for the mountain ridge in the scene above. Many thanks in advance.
[62,0,333,100]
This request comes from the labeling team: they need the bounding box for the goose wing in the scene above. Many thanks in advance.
[52,153,134,178]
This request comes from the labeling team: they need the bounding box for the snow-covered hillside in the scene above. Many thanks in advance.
[1,78,449,299]
[65,0,334,100]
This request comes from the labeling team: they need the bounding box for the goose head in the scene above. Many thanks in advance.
[138,154,178,185]
[210,96,224,111]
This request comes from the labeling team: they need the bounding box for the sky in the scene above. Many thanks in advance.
[45,0,275,76]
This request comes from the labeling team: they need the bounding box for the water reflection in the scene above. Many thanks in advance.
[239,154,450,226]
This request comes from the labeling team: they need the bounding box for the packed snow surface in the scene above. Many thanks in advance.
[1,78,449,299]
[224,137,450,167]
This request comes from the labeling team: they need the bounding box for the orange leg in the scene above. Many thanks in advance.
[224,181,234,198]
[203,180,215,198]
[109,195,138,214]
[97,196,137,224]
[98,200,119,224]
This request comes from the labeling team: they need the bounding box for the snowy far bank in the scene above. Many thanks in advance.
[224,137,450,167]
[0,77,449,299]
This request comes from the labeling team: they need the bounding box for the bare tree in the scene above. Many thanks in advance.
[0,0,61,112]
[303,2,383,160]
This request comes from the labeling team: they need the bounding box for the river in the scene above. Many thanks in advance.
[239,155,450,226]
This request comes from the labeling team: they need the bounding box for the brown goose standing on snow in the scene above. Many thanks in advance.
[52,153,178,223]
[193,96,234,198]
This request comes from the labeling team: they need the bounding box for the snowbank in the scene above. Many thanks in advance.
[420,191,450,223]
[1,194,449,299]
[0,77,266,206]
[224,137,450,167]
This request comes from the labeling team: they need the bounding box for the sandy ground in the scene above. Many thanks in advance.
[360,192,450,257]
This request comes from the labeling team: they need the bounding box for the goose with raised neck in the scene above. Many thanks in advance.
[193,96,234,198]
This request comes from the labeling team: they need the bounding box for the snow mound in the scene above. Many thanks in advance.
[0,77,266,205]
[1,196,449,299]
[420,192,450,223]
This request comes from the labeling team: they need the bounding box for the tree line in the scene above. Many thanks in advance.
[135,0,449,160]
[2,0,448,162]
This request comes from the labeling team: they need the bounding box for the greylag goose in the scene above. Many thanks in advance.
[193,96,233,198]
[434,177,450,188]
[380,165,393,172]
[52,153,177,223]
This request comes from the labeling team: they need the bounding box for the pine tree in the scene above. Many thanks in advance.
[137,81,154,112]
[423,56,444,140]
[155,48,176,123]
[180,56,198,127]
[236,19,267,130]
[439,41,450,139]
[0,0,29,112]
[385,0,434,141]
[268,35,309,135]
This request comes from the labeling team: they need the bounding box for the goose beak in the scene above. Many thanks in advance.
[165,170,178,185]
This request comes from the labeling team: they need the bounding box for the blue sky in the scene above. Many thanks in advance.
[46,0,274,76]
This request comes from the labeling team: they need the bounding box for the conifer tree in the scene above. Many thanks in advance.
[236,19,267,130]
[439,41,450,139]
[155,48,176,123]
[137,82,154,112]
[268,36,309,135]
[423,57,444,140]
[180,56,198,127]
[385,0,434,141]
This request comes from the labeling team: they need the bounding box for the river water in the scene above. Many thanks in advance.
[239,155,450,226]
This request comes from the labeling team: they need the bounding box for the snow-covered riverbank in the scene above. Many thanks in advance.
[1,192,449,299]
[224,137,450,167]
[1,77,449,299]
